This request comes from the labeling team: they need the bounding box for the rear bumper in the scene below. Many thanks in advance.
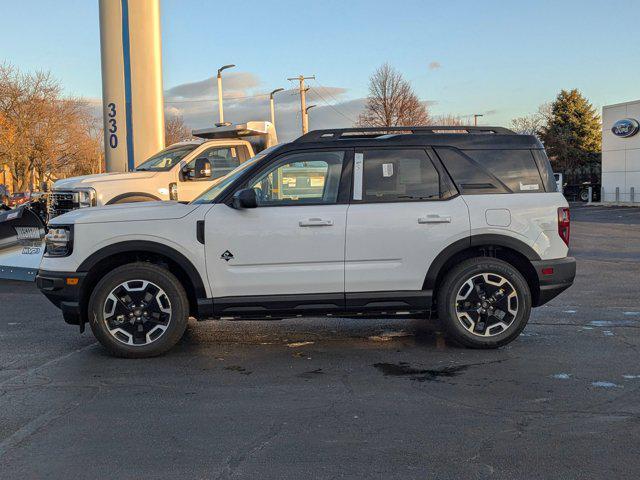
[530,257,576,306]
[36,270,86,325]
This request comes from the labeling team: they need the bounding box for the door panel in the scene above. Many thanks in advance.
[345,147,470,294]
[205,203,347,297]
[204,149,349,298]
[345,197,470,292]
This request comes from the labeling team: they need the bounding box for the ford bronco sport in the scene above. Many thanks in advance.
[37,126,576,357]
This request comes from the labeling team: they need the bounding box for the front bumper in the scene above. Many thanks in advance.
[531,257,576,306]
[36,270,87,325]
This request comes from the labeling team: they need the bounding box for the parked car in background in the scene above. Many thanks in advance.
[47,121,277,219]
[7,192,31,208]
[38,126,575,358]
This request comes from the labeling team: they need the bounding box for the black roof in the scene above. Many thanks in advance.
[291,126,543,150]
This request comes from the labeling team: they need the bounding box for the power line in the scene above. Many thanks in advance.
[164,92,270,104]
[309,81,357,123]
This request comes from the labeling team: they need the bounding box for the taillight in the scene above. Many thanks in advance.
[558,207,570,246]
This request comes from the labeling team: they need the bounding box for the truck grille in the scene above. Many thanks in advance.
[48,191,79,219]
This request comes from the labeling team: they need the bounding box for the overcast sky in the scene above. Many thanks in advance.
[1,0,639,141]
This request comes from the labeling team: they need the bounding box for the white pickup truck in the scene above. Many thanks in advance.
[48,122,276,218]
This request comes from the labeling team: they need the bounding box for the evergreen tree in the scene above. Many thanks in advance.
[539,89,601,174]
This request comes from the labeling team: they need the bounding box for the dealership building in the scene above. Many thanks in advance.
[602,100,640,203]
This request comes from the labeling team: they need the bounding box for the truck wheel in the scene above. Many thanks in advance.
[579,189,589,202]
[436,257,531,349]
[88,263,189,358]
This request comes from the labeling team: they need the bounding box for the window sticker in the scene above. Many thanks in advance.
[519,182,540,191]
[353,152,364,200]
[382,163,394,177]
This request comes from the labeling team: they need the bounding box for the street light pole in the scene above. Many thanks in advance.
[305,104,316,132]
[269,88,284,128]
[217,64,236,125]
[473,114,484,127]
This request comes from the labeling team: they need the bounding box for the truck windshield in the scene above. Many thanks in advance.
[191,145,279,204]
[135,145,198,171]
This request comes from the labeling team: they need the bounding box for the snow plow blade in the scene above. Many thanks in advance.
[0,204,47,282]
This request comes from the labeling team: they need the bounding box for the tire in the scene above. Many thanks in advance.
[436,257,532,349]
[579,189,589,202]
[88,262,189,358]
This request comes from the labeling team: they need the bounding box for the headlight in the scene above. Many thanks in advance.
[74,188,96,208]
[44,226,73,257]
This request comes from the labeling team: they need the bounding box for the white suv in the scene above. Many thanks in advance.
[37,127,576,358]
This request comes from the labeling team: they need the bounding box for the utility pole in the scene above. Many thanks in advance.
[217,64,236,125]
[269,88,284,128]
[473,114,484,126]
[287,75,315,134]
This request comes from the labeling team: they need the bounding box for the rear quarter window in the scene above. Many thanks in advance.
[465,149,545,193]
[435,148,508,195]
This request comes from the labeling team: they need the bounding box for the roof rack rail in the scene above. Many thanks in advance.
[294,126,516,143]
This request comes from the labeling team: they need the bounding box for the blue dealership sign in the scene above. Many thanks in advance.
[611,118,640,138]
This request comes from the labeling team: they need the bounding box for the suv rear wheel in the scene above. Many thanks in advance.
[88,263,189,358]
[437,257,531,348]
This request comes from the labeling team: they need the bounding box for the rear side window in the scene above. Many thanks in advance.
[359,149,440,202]
[435,148,507,194]
[532,149,557,192]
[465,149,544,193]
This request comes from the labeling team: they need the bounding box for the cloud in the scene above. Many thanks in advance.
[428,61,442,70]
[164,72,261,100]
[163,74,356,142]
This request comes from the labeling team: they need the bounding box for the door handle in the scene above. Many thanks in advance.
[299,218,334,227]
[418,215,452,224]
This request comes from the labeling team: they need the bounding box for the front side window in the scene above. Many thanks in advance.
[358,149,441,202]
[248,151,345,206]
[185,146,242,180]
[135,145,198,171]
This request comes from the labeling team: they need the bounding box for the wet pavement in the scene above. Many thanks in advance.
[0,204,639,479]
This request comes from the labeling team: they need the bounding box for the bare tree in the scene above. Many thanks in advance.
[357,63,431,127]
[165,115,192,146]
[0,64,103,192]
[509,103,552,136]
[432,114,464,126]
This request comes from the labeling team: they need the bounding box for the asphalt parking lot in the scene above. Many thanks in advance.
[1,204,639,479]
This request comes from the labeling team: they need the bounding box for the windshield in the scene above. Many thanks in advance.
[191,146,280,204]
[135,144,198,171]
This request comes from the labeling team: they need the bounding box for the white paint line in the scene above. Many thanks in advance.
[623,375,640,379]
[623,312,640,316]
[591,381,620,388]
[563,310,577,314]
[552,373,572,380]
[603,330,615,336]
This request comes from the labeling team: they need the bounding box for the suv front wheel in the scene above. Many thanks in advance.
[88,263,189,358]
[437,257,532,348]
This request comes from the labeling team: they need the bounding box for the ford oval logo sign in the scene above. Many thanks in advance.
[611,118,640,138]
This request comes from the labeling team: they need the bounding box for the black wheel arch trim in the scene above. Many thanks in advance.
[77,240,207,299]
[106,192,162,205]
[424,234,541,290]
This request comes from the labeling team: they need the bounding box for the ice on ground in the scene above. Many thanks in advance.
[591,381,620,388]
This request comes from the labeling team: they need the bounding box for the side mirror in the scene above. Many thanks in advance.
[192,158,212,179]
[232,188,258,209]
